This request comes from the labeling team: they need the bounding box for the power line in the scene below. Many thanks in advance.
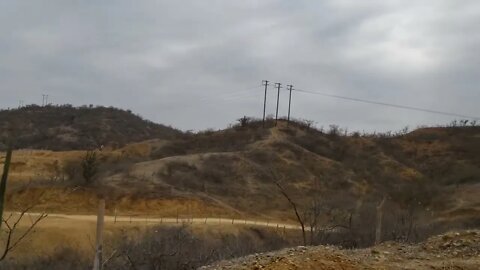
[197,85,262,102]
[294,88,480,120]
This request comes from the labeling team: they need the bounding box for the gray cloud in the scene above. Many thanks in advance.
[1,0,479,132]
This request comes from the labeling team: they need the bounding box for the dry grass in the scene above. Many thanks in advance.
[2,122,479,237]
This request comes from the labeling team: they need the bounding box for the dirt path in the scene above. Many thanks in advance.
[12,212,303,230]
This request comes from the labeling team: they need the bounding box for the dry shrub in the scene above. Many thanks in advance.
[3,226,292,270]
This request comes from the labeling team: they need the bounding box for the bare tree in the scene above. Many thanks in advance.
[0,140,48,262]
[375,196,387,245]
[1,206,48,261]
[275,182,306,246]
[237,116,250,128]
[304,198,322,245]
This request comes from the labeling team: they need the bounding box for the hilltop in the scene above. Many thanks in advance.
[0,105,182,150]
[2,114,480,247]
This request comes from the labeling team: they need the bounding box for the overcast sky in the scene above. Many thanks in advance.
[1,1,479,132]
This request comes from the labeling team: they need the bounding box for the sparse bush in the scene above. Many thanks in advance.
[82,150,99,185]
[3,226,292,270]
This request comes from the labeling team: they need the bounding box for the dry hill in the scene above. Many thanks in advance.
[0,104,181,150]
[1,112,479,247]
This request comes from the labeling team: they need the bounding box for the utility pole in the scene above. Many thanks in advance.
[287,85,293,126]
[42,94,49,106]
[275,83,282,126]
[262,80,269,127]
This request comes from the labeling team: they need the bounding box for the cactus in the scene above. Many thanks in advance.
[0,146,12,229]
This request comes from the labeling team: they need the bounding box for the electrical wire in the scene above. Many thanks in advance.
[293,88,480,120]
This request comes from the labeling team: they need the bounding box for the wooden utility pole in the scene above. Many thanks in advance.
[262,80,269,127]
[275,83,282,126]
[287,85,293,125]
[93,199,105,270]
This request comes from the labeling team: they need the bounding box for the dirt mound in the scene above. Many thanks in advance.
[201,230,480,270]
[422,230,480,257]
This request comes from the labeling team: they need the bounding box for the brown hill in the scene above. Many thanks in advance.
[3,118,480,247]
[0,104,182,150]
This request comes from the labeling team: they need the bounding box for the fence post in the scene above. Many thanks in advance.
[232,217,235,224]
[92,199,105,270]
[205,217,207,224]
[114,207,117,224]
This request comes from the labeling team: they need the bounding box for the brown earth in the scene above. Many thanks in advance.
[201,230,480,270]
[3,120,479,227]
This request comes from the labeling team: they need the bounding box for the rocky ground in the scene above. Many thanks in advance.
[200,230,480,270]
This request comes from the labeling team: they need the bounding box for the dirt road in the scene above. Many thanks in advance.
[12,212,304,230]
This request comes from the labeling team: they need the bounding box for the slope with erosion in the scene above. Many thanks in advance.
[3,121,480,236]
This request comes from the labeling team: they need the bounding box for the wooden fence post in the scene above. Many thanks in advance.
[92,199,105,270]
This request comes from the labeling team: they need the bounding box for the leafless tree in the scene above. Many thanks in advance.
[275,181,307,246]
[375,196,387,245]
[1,206,48,261]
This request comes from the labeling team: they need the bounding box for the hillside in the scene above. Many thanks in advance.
[3,118,480,247]
[0,105,182,150]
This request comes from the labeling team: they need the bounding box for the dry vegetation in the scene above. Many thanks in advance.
[1,221,296,270]
[0,107,479,268]
[0,105,181,150]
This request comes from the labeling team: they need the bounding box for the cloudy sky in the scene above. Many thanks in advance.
[1,0,479,131]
